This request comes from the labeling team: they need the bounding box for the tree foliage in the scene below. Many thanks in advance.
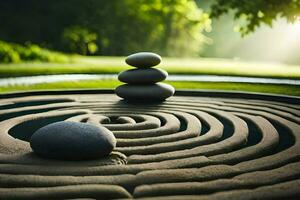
[0,0,211,56]
[62,26,98,55]
[210,0,300,35]
[1,0,299,57]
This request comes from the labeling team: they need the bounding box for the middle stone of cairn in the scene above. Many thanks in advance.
[115,52,175,102]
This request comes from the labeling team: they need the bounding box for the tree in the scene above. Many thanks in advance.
[62,26,98,55]
[210,0,300,35]
[118,0,211,56]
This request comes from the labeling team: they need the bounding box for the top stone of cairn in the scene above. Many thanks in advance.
[125,52,161,68]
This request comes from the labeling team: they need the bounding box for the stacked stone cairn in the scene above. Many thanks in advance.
[115,52,175,102]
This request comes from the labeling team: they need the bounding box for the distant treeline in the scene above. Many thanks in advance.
[0,0,210,56]
[1,0,298,57]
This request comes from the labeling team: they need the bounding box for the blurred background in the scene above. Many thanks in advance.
[0,0,299,95]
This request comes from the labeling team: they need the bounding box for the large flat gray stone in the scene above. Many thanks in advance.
[30,121,116,160]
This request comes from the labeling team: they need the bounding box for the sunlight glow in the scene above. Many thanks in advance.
[229,19,300,64]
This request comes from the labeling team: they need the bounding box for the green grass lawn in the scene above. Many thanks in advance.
[1,56,299,96]
[1,56,300,79]
[1,80,299,96]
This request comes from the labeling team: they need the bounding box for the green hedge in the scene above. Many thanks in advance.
[0,41,70,63]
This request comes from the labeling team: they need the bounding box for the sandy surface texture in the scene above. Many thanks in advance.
[0,90,299,199]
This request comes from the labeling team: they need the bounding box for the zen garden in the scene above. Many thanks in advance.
[0,0,299,199]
